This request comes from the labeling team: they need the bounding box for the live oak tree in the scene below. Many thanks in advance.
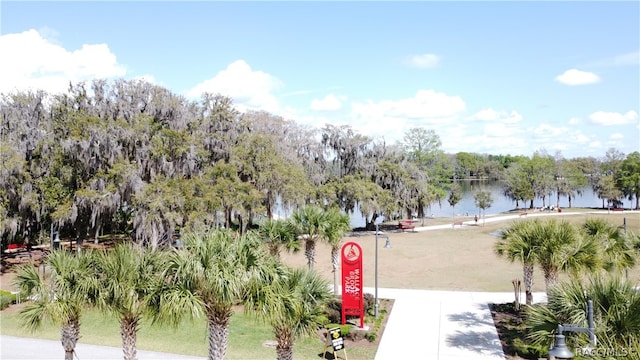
[2,78,634,251]
[616,151,640,209]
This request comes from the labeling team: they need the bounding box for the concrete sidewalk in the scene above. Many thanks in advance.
[0,335,205,360]
[368,288,547,360]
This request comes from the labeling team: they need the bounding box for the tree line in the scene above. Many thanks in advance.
[2,79,639,248]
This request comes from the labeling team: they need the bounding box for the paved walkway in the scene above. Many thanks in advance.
[0,335,205,360]
[369,288,546,360]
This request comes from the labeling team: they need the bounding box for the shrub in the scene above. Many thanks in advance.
[364,331,377,342]
[0,290,17,310]
[363,293,374,314]
[325,323,352,338]
[326,298,342,323]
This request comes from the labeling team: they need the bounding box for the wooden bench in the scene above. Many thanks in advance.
[398,220,416,232]
[612,208,624,212]
[452,221,464,228]
[520,212,528,217]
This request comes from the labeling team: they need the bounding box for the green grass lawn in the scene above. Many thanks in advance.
[0,305,378,359]
[1,274,383,359]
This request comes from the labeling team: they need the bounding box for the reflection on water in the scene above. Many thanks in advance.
[347,181,614,228]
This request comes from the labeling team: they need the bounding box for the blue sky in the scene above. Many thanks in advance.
[2,1,638,159]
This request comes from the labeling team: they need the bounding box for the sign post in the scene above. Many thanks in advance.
[323,327,348,360]
[341,241,364,328]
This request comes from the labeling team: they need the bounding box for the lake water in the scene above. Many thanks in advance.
[271,180,627,229]
[346,181,619,228]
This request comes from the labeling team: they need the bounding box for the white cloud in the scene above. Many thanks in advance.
[588,110,638,125]
[404,54,441,68]
[555,69,601,86]
[346,90,465,144]
[532,123,568,138]
[611,50,640,66]
[584,50,640,67]
[573,132,591,144]
[610,133,624,140]
[134,74,158,84]
[568,117,581,125]
[187,60,283,114]
[471,108,522,123]
[310,94,343,111]
[0,29,126,95]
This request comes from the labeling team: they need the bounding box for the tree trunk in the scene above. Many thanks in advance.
[60,318,80,360]
[207,310,231,360]
[305,239,316,271]
[332,247,339,295]
[523,264,534,305]
[543,267,559,297]
[120,316,139,360]
[276,328,294,360]
[266,191,273,219]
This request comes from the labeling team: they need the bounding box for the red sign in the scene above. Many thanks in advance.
[341,241,364,328]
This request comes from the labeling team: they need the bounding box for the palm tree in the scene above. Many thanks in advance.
[245,267,332,360]
[582,218,638,273]
[159,229,277,360]
[92,243,166,360]
[494,220,539,305]
[291,206,326,270]
[533,219,600,294]
[323,207,351,295]
[525,275,640,352]
[13,250,95,360]
[496,219,601,302]
[258,218,300,259]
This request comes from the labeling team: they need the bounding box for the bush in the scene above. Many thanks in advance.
[325,323,353,338]
[364,331,377,342]
[326,298,342,323]
[326,295,373,323]
[363,293,374,314]
[0,290,17,310]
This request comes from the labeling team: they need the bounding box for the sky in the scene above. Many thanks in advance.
[1,1,639,159]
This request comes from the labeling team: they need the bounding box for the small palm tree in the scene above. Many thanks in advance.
[159,229,277,360]
[258,218,300,259]
[323,207,351,295]
[528,219,600,295]
[525,275,640,352]
[583,218,638,273]
[245,267,332,360]
[14,250,95,360]
[92,243,166,360]
[291,206,326,270]
[495,220,539,305]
